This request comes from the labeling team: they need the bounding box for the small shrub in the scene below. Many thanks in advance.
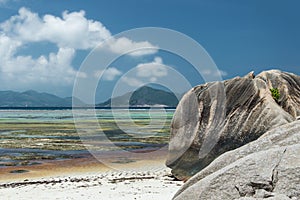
[270,88,280,102]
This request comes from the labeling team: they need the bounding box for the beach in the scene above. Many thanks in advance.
[0,154,183,200]
[0,109,181,199]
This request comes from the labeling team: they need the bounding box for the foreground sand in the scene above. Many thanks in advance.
[0,168,182,200]
[0,151,183,200]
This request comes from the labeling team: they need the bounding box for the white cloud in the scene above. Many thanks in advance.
[1,8,111,49]
[106,37,158,56]
[120,57,170,87]
[1,7,158,53]
[0,33,21,60]
[0,45,79,86]
[121,77,144,87]
[94,67,122,81]
[136,56,168,78]
[0,7,158,94]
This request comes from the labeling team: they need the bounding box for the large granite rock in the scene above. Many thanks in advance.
[166,70,300,180]
[173,120,300,200]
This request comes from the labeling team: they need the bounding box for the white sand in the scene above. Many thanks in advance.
[0,168,183,200]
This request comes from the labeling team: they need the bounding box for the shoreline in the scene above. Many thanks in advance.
[0,151,182,200]
[0,167,182,200]
[0,148,169,182]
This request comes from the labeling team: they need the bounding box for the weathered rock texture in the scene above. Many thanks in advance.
[166,70,300,180]
[173,120,300,200]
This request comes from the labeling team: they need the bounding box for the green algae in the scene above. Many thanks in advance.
[0,109,174,165]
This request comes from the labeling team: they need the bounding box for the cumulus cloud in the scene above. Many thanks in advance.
[0,33,21,60]
[0,7,158,53]
[106,37,158,56]
[0,7,157,94]
[0,7,111,49]
[94,67,122,81]
[121,77,144,87]
[121,57,169,87]
[0,44,79,86]
[136,57,168,79]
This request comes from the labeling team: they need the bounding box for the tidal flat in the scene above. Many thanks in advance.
[0,109,174,168]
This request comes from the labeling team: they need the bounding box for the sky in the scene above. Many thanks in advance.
[0,0,299,102]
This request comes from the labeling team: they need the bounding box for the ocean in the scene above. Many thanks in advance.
[0,108,174,168]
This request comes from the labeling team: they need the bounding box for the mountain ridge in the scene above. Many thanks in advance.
[0,86,180,107]
[0,90,76,107]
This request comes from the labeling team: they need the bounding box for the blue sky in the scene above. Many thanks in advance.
[0,0,299,102]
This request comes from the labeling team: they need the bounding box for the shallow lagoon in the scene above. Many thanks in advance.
[0,109,174,167]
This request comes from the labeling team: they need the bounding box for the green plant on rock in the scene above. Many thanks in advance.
[270,88,280,102]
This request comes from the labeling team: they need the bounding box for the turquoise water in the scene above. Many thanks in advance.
[0,108,174,121]
[0,109,174,167]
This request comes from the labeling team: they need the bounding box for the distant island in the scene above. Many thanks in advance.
[0,90,75,107]
[0,86,180,108]
[97,86,179,108]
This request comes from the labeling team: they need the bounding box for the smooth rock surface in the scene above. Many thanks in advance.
[166,70,300,180]
[173,121,300,200]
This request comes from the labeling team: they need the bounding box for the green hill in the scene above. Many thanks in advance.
[98,86,179,107]
[0,90,82,107]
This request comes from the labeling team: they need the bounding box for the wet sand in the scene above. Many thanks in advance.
[0,149,182,200]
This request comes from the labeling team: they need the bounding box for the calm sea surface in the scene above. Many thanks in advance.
[0,109,174,167]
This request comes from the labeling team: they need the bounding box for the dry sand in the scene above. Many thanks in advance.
[0,151,183,200]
